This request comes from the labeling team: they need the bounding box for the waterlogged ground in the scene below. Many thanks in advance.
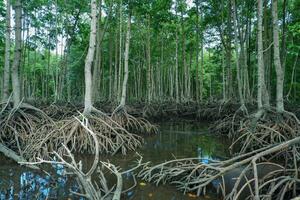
[0,121,230,200]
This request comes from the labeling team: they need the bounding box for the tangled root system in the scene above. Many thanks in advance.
[230,108,300,155]
[112,106,158,135]
[28,111,143,159]
[139,136,300,200]
[0,101,54,158]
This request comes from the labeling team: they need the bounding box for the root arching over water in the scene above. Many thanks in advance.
[112,105,158,135]
[21,116,144,200]
[139,136,300,200]
[31,108,144,157]
[139,107,300,200]
[0,100,55,160]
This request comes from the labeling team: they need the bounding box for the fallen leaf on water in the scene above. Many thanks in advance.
[204,195,211,199]
[139,182,147,186]
[187,193,197,198]
[148,193,153,197]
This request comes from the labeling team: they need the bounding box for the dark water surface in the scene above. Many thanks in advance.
[0,121,230,200]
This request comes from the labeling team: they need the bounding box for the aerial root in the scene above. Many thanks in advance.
[21,116,144,200]
[41,103,80,121]
[27,110,143,158]
[229,108,300,155]
[139,136,300,200]
[0,101,55,159]
[112,106,158,135]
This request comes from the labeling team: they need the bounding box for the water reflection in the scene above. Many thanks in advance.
[0,161,82,200]
[0,122,229,200]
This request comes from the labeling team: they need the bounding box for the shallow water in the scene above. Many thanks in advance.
[0,121,230,200]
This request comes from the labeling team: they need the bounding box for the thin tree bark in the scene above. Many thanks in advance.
[2,0,11,103]
[119,14,131,107]
[272,0,284,112]
[83,0,97,115]
[257,0,265,109]
[11,0,22,108]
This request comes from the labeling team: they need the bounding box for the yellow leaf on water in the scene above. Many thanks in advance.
[204,195,211,199]
[148,193,153,197]
[139,182,147,186]
[187,193,197,198]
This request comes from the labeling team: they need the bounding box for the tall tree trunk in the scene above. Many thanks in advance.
[175,27,179,103]
[257,0,266,109]
[232,0,246,111]
[272,0,284,112]
[146,15,152,103]
[118,1,123,101]
[92,0,102,103]
[281,0,287,69]
[226,0,233,99]
[109,31,113,100]
[195,0,200,102]
[2,0,11,103]
[83,0,97,115]
[11,0,22,108]
[119,14,131,107]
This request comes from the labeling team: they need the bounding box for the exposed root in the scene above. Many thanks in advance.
[139,136,300,200]
[230,108,300,155]
[27,110,143,158]
[112,106,158,135]
[0,101,55,159]
[41,103,80,121]
[21,116,144,200]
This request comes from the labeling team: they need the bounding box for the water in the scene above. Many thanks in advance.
[0,121,229,200]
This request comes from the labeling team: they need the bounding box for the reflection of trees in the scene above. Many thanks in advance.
[0,164,80,199]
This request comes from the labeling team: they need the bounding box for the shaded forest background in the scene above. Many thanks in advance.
[0,0,299,105]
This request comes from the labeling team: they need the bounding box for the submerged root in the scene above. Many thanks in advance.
[139,136,300,200]
[112,106,158,135]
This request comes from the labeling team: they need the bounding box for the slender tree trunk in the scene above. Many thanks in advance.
[272,0,284,112]
[92,0,102,103]
[118,1,123,101]
[257,0,266,109]
[119,14,131,107]
[83,0,97,115]
[109,31,113,100]
[195,0,200,102]
[11,0,22,108]
[226,0,233,99]
[146,15,152,103]
[175,27,179,103]
[2,0,11,103]
[114,30,119,100]
[281,0,287,69]
[232,0,246,110]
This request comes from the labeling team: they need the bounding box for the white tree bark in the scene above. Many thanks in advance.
[119,14,131,107]
[2,0,11,103]
[272,0,285,112]
[11,0,22,108]
[83,0,98,115]
[257,0,265,109]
